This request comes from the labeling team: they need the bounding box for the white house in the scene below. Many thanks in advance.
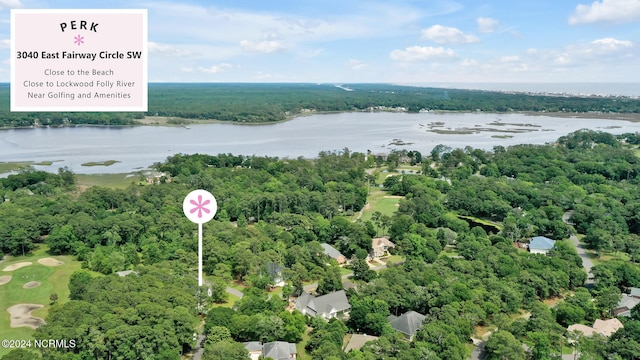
[529,236,556,255]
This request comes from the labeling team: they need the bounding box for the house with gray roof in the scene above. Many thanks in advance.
[295,290,351,320]
[387,311,425,341]
[529,236,556,255]
[321,243,346,264]
[243,341,263,360]
[263,341,297,360]
[243,341,297,360]
[615,294,640,317]
[629,287,640,298]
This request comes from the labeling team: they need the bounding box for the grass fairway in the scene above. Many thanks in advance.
[76,173,138,189]
[352,189,402,224]
[0,247,81,357]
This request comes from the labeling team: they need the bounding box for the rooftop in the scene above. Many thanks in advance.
[529,236,556,250]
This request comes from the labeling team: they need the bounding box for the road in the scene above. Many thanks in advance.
[192,335,205,360]
[225,286,244,298]
[303,273,353,292]
[569,234,595,285]
[563,211,594,285]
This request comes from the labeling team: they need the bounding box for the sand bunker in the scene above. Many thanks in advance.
[0,275,11,285]
[22,281,41,289]
[38,258,63,266]
[7,304,46,329]
[3,262,32,271]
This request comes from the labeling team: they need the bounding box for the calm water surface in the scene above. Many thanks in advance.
[2,112,639,174]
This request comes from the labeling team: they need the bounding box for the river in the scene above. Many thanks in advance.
[2,112,639,174]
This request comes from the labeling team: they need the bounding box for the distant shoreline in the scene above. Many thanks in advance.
[2,110,640,131]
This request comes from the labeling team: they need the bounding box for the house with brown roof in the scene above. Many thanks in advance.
[370,237,395,258]
[567,318,624,338]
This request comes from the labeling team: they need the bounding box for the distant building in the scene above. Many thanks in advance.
[116,270,138,277]
[615,294,640,317]
[321,243,346,264]
[387,311,426,341]
[295,290,351,320]
[243,341,297,360]
[265,262,285,287]
[244,341,263,360]
[370,237,395,259]
[567,318,624,338]
[529,236,556,255]
[629,287,640,298]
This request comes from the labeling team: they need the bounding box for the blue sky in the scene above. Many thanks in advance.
[2,0,640,83]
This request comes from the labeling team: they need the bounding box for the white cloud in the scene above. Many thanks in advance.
[477,17,499,33]
[500,55,521,63]
[198,63,233,74]
[240,39,286,53]
[390,46,456,61]
[461,59,479,67]
[421,25,479,44]
[148,42,191,57]
[591,37,633,50]
[180,67,194,72]
[0,39,9,48]
[143,2,424,46]
[569,0,640,24]
[0,0,22,9]
[347,59,368,70]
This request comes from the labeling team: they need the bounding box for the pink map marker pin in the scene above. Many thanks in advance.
[183,190,217,286]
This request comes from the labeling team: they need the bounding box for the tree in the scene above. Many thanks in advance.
[47,224,77,255]
[206,326,232,346]
[209,280,228,304]
[352,258,376,282]
[485,330,526,360]
[317,266,343,295]
[203,340,249,360]
[593,286,622,317]
[49,292,59,305]
[348,296,391,336]
[0,349,40,360]
[68,269,92,300]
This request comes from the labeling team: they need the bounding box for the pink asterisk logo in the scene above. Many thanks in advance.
[190,195,211,219]
[74,35,84,46]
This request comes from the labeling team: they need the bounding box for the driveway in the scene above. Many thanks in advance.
[563,211,594,285]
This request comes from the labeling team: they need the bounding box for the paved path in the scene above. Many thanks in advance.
[563,211,594,285]
[225,286,244,298]
[202,279,245,299]
[303,273,353,292]
[569,234,595,285]
[192,334,205,360]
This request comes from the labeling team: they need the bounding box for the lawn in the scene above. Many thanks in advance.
[352,189,402,225]
[212,293,241,309]
[0,246,82,357]
[76,173,139,189]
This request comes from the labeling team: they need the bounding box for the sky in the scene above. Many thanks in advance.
[1,0,640,83]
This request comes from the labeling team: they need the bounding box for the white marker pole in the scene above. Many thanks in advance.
[198,222,203,286]
[182,189,217,288]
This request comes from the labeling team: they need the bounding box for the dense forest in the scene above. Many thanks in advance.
[3,130,640,359]
[1,83,640,127]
